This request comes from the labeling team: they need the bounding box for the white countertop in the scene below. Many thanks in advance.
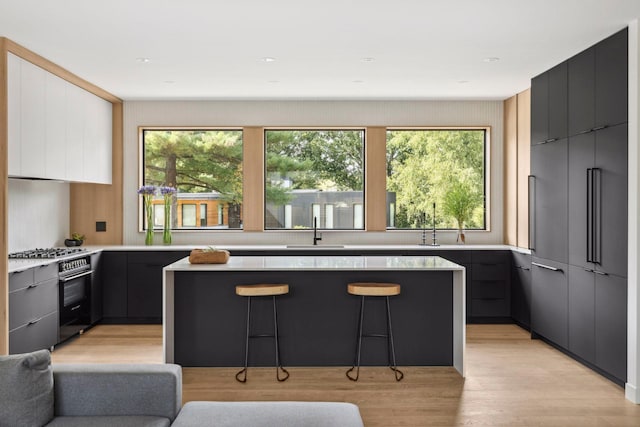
[164,255,465,272]
[89,244,526,252]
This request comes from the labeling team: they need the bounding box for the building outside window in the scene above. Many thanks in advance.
[324,204,334,229]
[181,204,197,227]
[264,129,365,230]
[141,129,243,230]
[386,129,487,230]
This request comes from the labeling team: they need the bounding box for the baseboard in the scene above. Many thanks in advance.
[625,383,640,404]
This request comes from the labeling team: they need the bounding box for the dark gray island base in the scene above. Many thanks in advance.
[163,256,465,375]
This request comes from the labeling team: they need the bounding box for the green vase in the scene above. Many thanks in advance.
[163,201,171,245]
[145,199,154,245]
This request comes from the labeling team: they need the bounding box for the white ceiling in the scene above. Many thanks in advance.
[1,0,639,101]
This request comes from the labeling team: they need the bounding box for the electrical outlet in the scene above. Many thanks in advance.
[96,221,107,232]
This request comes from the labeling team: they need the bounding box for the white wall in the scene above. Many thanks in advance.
[123,100,504,246]
[626,19,639,405]
[7,179,70,252]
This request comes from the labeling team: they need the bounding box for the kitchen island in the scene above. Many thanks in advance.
[163,255,466,376]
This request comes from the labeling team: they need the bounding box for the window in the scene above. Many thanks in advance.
[200,203,208,227]
[141,129,243,230]
[153,204,164,228]
[264,129,365,230]
[386,129,487,230]
[182,204,197,227]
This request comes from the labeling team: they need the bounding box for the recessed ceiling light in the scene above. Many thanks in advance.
[352,80,364,84]
[361,57,375,62]
[164,80,175,84]
[458,80,469,84]
[268,80,280,84]
[136,57,151,63]
[483,57,500,63]
[261,57,276,63]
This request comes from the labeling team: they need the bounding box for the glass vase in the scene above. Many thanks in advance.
[162,201,172,245]
[145,200,154,245]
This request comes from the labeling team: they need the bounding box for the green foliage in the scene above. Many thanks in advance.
[442,181,482,230]
[386,130,485,229]
[144,130,243,204]
[265,130,364,206]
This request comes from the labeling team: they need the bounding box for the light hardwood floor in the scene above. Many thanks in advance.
[51,324,640,426]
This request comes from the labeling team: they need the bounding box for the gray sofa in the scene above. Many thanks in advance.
[0,350,364,427]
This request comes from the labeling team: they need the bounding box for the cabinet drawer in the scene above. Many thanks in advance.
[472,263,508,281]
[472,280,506,299]
[471,298,509,317]
[9,268,34,292]
[438,250,472,264]
[34,262,58,283]
[9,311,58,354]
[9,278,58,330]
[472,250,510,264]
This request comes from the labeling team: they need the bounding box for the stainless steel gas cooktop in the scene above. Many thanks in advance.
[8,247,87,259]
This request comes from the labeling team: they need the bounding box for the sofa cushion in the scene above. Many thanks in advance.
[45,415,170,427]
[171,401,365,427]
[0,349,54,427]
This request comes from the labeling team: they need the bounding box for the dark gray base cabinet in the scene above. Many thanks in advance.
[102,251,189,323]
[470,251,510,319]
[8,263,59,354]
[595,273,627,382]
[531,257,568,348]
[511,252,531,329]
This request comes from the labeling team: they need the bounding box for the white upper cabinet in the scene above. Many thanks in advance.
[45,73,68,180]
[19,58,46,178]
[7,53,21,176]
[6,53,112,184]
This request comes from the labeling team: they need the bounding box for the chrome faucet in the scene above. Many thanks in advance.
[313,216,322,245]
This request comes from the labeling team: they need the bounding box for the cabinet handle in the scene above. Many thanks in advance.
[594,270,608,276]
[593,168,602,265]
[591,125,607,132]
[27,284,39,289]
[542,138,558,144]
[27,317,42,326]
[515,266,531,271]
[532,262,562,272]
[528,175,536,251]
[70,305,81,312]
[584,268,594,273]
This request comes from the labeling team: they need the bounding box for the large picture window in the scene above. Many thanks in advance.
[264,129,365,230]
[386,129,487,230]
[141,129,243,230]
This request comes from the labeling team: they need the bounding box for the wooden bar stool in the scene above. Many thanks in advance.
[235,284,290,383]
[346,282,404,381]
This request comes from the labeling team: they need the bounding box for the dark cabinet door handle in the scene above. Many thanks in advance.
[528,175,536,251]
[592,125,607,131]
[515,266,531,271]
[593,168,602,265]
[532,262,562,272]
[70,305,82,312]
[594,270,609,276]
[587,168,594,263]
[27,284,39,289]
[584,268,594,273]
[27,317,42,326]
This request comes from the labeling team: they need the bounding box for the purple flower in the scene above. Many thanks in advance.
[137,185,157,195]
[159,186,177,195]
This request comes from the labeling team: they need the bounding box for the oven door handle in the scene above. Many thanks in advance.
[60,270,93,282]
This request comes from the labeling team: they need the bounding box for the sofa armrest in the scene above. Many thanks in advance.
[52,363,182,421]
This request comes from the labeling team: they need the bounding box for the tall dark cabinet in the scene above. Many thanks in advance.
[530,27,628,386]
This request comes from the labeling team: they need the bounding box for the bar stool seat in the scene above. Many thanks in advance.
[236,284,289,297]
[235,284,290,383]
[348,282,400,297]
[346,282,404,382]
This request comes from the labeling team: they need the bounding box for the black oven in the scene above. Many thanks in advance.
[58,256,92,342]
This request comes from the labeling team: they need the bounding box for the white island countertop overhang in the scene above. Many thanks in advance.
[163,255,466,376]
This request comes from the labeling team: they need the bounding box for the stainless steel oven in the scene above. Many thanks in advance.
[58,256,92,342]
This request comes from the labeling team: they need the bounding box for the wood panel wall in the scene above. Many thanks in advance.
[503,88,531,248]
[242,127,264,231]
[0,37,121,354]
[1,38,9,354]
[366,127,387,231]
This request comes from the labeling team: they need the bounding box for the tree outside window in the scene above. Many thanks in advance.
[142,129,243,230]
[386,129,486,230]
[265,129,365,230]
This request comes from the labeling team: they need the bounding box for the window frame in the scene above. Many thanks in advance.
[262,127,367,231]
[385,126,490,231]
[138,126,244,232]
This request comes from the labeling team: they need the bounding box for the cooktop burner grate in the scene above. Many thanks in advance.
[9,247,87,259]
